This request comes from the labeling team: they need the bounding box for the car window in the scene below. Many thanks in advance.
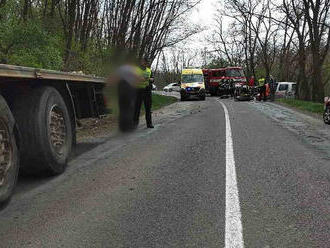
[226,69,244,77]
[212,70,225,77]
[182,74,204,83]
[279,84,288,91]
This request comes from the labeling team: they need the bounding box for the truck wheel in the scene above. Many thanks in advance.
[13,87,72,175]
[0,95,19,208]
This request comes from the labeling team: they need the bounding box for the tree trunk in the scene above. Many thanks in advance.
[64,0,77,70]
[296,49,309,100]
[311,55,324,102]
[22,0,30,22]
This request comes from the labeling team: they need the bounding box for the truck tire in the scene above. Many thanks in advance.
[13,87,72,175]
[0,95,19,208]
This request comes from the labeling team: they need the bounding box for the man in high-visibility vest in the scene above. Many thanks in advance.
[258,78,266,101]
[134,58,154,128]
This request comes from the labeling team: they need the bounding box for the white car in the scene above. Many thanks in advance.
[163,83,180,92]
[276,82,296,98]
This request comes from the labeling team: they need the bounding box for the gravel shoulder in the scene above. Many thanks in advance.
[275,100,323,121]
[248,101,330,160]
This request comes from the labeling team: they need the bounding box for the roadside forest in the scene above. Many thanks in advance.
[0,0,200,75]
[2,0,330,101]
[211,0,330,102]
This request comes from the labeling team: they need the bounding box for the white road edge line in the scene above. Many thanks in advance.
[218,100,244,248]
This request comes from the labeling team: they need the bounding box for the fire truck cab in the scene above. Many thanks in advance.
[203,67,246,96]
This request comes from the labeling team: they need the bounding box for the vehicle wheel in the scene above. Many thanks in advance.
[0,95,19,208]
[13,87,72,175]
[210,89,217,96]
[324,106,330,124]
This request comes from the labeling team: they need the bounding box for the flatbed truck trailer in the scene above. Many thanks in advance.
[0,64,106,207]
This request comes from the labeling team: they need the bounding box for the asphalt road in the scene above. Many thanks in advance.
[0,97,329,247]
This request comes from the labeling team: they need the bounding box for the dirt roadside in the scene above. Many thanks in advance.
[77,115,118,142]
[76,92,181,143]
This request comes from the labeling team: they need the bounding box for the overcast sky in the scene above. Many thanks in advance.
[158,0,223,69]
[188,0,220,49]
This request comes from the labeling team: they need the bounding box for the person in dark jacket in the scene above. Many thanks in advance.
[108,56,142,132]
[269,76,277,101]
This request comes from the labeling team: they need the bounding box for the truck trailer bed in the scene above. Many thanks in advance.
[0,64,105,83]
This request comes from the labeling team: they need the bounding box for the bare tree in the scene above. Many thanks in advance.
[101,0,201,64]
[210,18,244,66]
[252,1,279,78]
[277,15,295,82]
[302,0,330,101]
[281,0,309,99]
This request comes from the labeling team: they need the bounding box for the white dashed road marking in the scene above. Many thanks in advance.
[218,100,244,248]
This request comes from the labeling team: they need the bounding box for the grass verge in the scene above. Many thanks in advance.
[151,93,177,110]
[104,86,177,115]
[277,98,324,115]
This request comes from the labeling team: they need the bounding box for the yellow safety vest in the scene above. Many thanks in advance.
[258,78,265,87]
[137,67,152,88]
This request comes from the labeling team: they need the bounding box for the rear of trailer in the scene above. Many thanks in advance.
[0,64,106,207]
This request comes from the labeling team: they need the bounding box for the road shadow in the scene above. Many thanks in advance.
[71,141,104,159]
[181,98,204,102]
[14,140,105,197]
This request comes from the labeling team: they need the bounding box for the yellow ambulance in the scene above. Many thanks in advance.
[180,68,206,101]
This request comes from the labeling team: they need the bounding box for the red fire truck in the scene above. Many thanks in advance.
[203,67,246,96]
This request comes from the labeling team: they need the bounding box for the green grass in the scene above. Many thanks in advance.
[151,93,177,110]
[277,98,324,114]
[104,86,177,115]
